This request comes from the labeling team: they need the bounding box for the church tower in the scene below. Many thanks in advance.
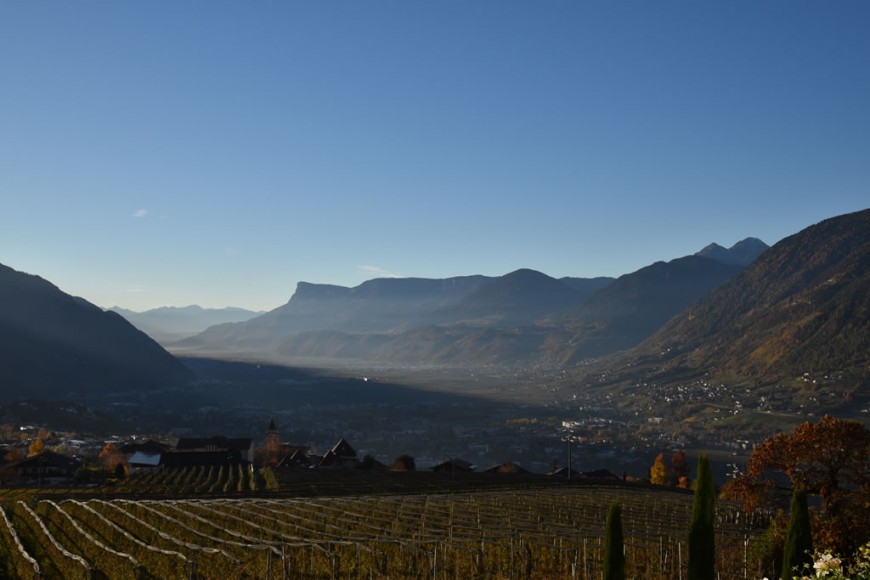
[264,418,282,461]
[265,418,280,443]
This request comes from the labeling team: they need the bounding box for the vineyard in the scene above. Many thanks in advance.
[0,485,767,579]
[112,463,264,495]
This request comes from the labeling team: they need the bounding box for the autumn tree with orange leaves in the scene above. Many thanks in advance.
[650,453,669,485]
[27,438,44,457]
[724,415,869,556]
[671,450,690,488]
[98,442,125,470]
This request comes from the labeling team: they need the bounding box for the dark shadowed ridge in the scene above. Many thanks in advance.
[0,263,194,397]
[546,255,744,363]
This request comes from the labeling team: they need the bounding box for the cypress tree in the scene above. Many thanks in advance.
[782,487,813,580]
[688,454,715,580]
[604,502,625,580]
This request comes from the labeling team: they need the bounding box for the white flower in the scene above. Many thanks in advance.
[813,552,842,577]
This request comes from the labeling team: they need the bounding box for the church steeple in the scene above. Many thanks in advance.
[265,418,282,455]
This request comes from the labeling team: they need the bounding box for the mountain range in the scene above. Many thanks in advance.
[6,208,869,409]
[110,305,262,345]
[0,264,194,397]
[177,237,769,367]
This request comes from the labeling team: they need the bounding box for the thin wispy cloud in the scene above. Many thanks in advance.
[358,265,403,278]
[132,209,148,218]
[123,285,144,293]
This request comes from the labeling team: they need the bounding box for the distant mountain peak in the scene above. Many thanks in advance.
[696,237,769,266]
[733,236,766,247]
[699,242,727,253]
[500,268,554,282]
[109,304,263,345]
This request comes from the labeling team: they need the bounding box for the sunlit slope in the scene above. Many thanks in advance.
[640,208,870,379]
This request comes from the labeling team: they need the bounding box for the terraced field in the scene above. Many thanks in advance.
[0,485,766,579]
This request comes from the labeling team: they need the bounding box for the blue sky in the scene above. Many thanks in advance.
[2,2,868,311]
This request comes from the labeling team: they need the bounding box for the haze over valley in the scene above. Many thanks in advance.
[3,209,867,476]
